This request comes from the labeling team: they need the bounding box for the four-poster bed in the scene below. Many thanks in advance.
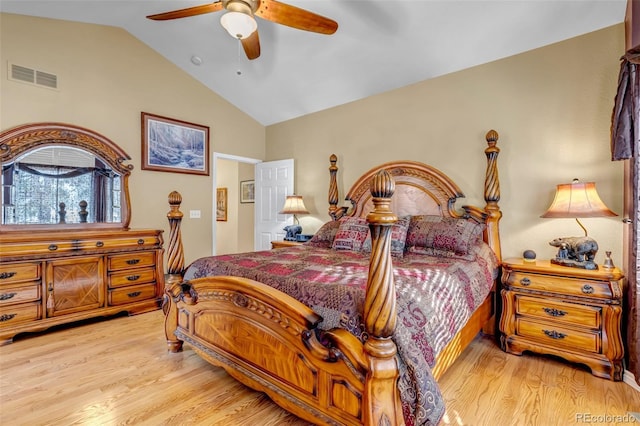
[162,130,503,425]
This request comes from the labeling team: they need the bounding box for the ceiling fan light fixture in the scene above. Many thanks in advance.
[220,2,257,40]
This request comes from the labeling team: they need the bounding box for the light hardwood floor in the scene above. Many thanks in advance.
[1,310,638,425]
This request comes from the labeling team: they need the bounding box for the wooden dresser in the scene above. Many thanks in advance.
[0,229,164,344]
[499,258,625,380]
[0,122,165,344]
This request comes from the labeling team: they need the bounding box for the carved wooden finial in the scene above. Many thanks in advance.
[485,129,499,147]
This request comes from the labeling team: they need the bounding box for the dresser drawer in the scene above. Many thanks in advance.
[506,271,612,299]
[0,284,40,306]
[516,318,599,353]
[516,295,601,329]
[109,267,156,289]
[108,284,158,306]
[108,251,156,271]
[0,302,42,327]
[0,262,40,285]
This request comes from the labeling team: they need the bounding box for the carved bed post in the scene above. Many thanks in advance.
[363,170,405,426]
[328,154,340,219]
[328,154,348,220]
[164,191,185,352]
[166,191,185,288]
[483,130,502,262]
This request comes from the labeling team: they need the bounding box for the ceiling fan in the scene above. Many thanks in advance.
[146,0,338,60]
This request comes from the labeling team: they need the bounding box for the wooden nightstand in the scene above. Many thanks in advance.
[499,258,625,381]
[270,240,303,249]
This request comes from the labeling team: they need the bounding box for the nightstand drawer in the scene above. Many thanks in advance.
[506,271,613,299]
[516,318,599,353]
[516,295,601,329]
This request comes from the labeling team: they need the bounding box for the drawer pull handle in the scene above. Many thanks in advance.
[137,239,145,245]
[96,241,104,248]
[127,291,141,298]
[0,314,17,322]
[48,244,58,251]
[582,284,594,294]
[520,277,531,286]
[0,292,17,301]
[126,275,140,281]
[126,259,140,265]
[543,330,566,340]
[543,307,567,317]
[0,272,17,280]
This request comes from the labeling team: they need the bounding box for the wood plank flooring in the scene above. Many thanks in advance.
[1,310,638,425]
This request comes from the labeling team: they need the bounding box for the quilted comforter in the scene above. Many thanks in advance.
[183,244,498,425]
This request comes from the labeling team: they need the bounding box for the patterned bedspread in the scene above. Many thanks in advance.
[184,244,498,426]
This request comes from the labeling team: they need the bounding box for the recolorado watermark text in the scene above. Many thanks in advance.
[576,413,639,423]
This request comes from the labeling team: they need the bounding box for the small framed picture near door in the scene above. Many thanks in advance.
[240,180,255,203]
[216,188,227,221]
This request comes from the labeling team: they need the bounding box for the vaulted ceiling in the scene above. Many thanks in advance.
[0,0,628,125]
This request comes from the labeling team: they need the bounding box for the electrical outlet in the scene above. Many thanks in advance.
[189,210,201,219]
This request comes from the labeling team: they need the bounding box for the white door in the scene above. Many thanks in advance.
[254,159,294,250]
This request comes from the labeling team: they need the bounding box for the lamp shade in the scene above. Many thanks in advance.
[541,179,617,219]
[279,195,309,215]
[220,9,257,40]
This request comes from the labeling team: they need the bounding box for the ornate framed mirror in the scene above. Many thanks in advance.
[0,122,133,231]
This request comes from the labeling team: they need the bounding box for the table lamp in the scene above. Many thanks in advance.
[279,195,309,241]
[541,179,617,270]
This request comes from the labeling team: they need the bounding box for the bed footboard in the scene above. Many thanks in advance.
[165,276,373,425]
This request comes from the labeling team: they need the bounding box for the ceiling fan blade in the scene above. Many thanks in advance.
[146,2,224,21]
[255,0,338,35]
[241,31,261,60]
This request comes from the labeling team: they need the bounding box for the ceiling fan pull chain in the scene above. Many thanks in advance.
[236,40,242,76]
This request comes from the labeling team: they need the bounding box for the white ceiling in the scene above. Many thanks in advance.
[0,0,627,126]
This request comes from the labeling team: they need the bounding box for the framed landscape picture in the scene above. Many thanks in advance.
[240,180,255,203]
[216,188,227,221]
[141,112,210,176]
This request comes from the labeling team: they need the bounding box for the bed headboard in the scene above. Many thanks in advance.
[328,130,502,260]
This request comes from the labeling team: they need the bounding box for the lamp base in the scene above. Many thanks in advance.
[551,257,598,270]
[548,235,599,271]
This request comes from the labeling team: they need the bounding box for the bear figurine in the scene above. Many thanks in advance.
[549,236,599,269]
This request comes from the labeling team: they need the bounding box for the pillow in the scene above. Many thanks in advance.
[306,220,341,248]
[405,215,485,259]
[332,217,370,252]
[362,216,411,258]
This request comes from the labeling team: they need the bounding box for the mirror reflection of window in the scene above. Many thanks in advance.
[1,146,121,225]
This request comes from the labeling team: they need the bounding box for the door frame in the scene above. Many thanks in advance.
[212,152,261,256]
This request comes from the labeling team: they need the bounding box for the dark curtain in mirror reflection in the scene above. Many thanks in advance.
[2,160,120,225]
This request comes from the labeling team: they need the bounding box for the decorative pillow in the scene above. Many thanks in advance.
[362,216,411,258]
[405,215,485,259]
[332,217,370,252]
[306,220,341,248]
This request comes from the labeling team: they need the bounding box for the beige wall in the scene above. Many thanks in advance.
[266,24,626,263]
[0,13,265,265]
